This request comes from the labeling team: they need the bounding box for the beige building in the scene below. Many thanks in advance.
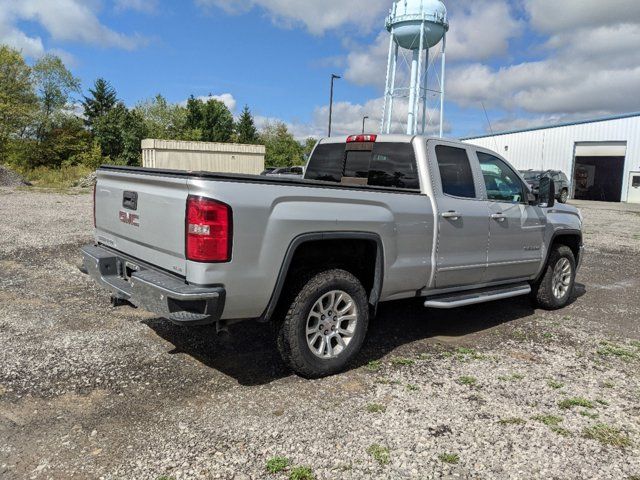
[142,139,265,175]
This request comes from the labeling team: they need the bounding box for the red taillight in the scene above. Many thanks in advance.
[93,183,97,228]
[347,134,377,143]
[186,196,232,263]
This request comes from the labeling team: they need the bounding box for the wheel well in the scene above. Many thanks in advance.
[552,234,581,263]
[271,238,380,319]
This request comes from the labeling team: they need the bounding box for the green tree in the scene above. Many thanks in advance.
[302,137,318,160]
[32,54,81,120]
[235,105,258,144]
[135,94,191,140]
[185,95,203,134]
[82,78,117,129]
[201,98,234,143]
[94,103,146,166]
[0,46,38,156]
[28,115,92,168]
[260,121,304,167]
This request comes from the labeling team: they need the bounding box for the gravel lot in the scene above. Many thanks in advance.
[1,188,639,480]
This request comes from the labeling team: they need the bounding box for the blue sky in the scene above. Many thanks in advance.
[3,0,640,139]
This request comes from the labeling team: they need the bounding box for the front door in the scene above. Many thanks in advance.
[628,172,640,204]
[476,152,546,282]
[432,143,490,288]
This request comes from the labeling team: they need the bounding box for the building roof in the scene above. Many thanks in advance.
[461,112,640,141]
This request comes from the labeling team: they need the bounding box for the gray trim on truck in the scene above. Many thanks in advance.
[259,232,385,323]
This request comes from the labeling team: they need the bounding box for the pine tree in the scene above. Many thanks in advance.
[82,78,117,129]
[235,105,258,144]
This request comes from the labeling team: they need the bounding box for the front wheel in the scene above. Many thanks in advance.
[277,269,369,378]
[531,245,576,310]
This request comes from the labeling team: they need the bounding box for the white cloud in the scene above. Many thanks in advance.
[114,0,158,14]
[0,0,147,57]
[195,0,390,35]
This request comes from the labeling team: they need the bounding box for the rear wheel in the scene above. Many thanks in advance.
[277,269,369,378]
[559,189,569,203]
[531,245,576,310]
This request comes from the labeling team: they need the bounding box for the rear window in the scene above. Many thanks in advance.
[306,142,419,190]
[435,145,476,198]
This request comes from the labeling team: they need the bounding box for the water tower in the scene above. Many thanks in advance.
[381,0,449,136]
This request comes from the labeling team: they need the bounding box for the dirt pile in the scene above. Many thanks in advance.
[0,164,31,187]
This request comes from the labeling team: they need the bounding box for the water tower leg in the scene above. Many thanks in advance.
[386,44,399,134]
[439,34,447,138]
[421,48,429,135]
[413,21,425,135]
[381,32,396,134]
[407,49,420,135]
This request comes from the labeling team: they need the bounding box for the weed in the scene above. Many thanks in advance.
[406,384,420,392]
[289,466,315,480]
[391,357,415,367]
[375,378,401,386]
[603,381,615,389]
[266,457,290,474]
[366,360,382,372]
[438,453,460,464]
[367,403,387,414]
[547,379,565,389]
[631,341,640,349]
[580,411,599,420]
[367,444,390,466]
[596,398,610,406]
[550,426,572,437]
[458,376,477,386]
[558,397,594,410]
[542,332,554,340]
[418,353,430,360]
[156,477,175,480]
[498,417,526,426]
[533,414,563,427]
[597,342,637,360]
[18,165,94,190]
[499,374,525,382]
[583,424,632,448]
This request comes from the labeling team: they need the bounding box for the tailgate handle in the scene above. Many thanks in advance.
[123,191,138,211]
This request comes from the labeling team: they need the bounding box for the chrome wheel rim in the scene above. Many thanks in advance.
[552,258,572,299]
[306,290,358,359]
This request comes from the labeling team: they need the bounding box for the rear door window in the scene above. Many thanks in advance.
[368,143,419,189]
[435,145,476,198]
[305,143,345,182]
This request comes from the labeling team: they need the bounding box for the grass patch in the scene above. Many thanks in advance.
[406,384,420,392]
[596,399,610,406]
[603,381,615,389]
[18,165,94,190]
[375,378,401,385]
[498,417,526,426]
[597,342,637,360]
[558,397,594,410]
[289,466,315,480]
[533,414,563,427]
[547,379,565,389]
[390,357,415,367]
[366,360,382,372]
[458,376,477,386]
[438,453,460,464]
[156,477,175,480]
[580,411,599,420]
[583,424,632,448]
[266,457,290,474]
[366,403,387,414]
[498,374,524,382]
[367,444,390,466]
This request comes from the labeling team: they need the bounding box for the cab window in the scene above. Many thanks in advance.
[435,145,476,198]
[477,152,525,203]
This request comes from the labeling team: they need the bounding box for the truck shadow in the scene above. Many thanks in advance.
[144,283,586,386]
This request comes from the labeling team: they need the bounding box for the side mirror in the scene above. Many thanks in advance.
[538,176,555,208]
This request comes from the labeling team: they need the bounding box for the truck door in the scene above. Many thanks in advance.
[475,151,545,282]
[430,143,490,288]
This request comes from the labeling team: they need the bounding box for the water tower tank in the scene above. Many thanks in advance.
[386,0,448,50]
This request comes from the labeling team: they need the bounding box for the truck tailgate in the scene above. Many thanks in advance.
[94,169,189,276]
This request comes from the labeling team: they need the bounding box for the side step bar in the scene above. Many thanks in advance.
[424,283,531,309]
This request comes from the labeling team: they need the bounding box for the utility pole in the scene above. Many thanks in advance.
[328,74,341,137]
[362,116,369,134]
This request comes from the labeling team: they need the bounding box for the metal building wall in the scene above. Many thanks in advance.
[462,115,640,202]
[141,139,266,175]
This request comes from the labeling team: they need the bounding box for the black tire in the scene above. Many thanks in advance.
[531,245,576,310]
[277,269,369,378]
[559,189,569,204]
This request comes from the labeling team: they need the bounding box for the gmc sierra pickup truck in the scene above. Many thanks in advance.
[82,134,584,378]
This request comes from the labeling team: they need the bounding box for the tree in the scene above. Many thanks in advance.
[32,54,81,120]
[28,115,92,168]
[185,95,203,133]
[82,78,117,129]
[135,94,190,140]
[0,46,38,156]
[302,137,318,160]
[94,103,146,166]
[235,105,258,144]
[260,121,304,167]
[201,98,234,143]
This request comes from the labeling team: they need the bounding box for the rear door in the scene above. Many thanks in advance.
[429,142,489,288]
[95,169,189,276]
[475,151,545,282]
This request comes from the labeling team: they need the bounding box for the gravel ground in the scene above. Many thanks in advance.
[1,188,639,480]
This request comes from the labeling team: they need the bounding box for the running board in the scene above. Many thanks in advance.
[424,283,531,309]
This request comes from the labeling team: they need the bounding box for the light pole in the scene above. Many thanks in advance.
[328,74,341,137]
[362,116,369,134]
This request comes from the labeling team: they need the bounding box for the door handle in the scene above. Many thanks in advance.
[441,211,462,220]
[491,213,507,222]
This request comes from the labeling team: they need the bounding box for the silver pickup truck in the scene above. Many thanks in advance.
[82,134,584,378]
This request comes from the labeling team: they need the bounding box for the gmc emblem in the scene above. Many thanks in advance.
[119,211,140,227]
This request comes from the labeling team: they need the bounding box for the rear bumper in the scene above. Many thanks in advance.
[81,245,225,326]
